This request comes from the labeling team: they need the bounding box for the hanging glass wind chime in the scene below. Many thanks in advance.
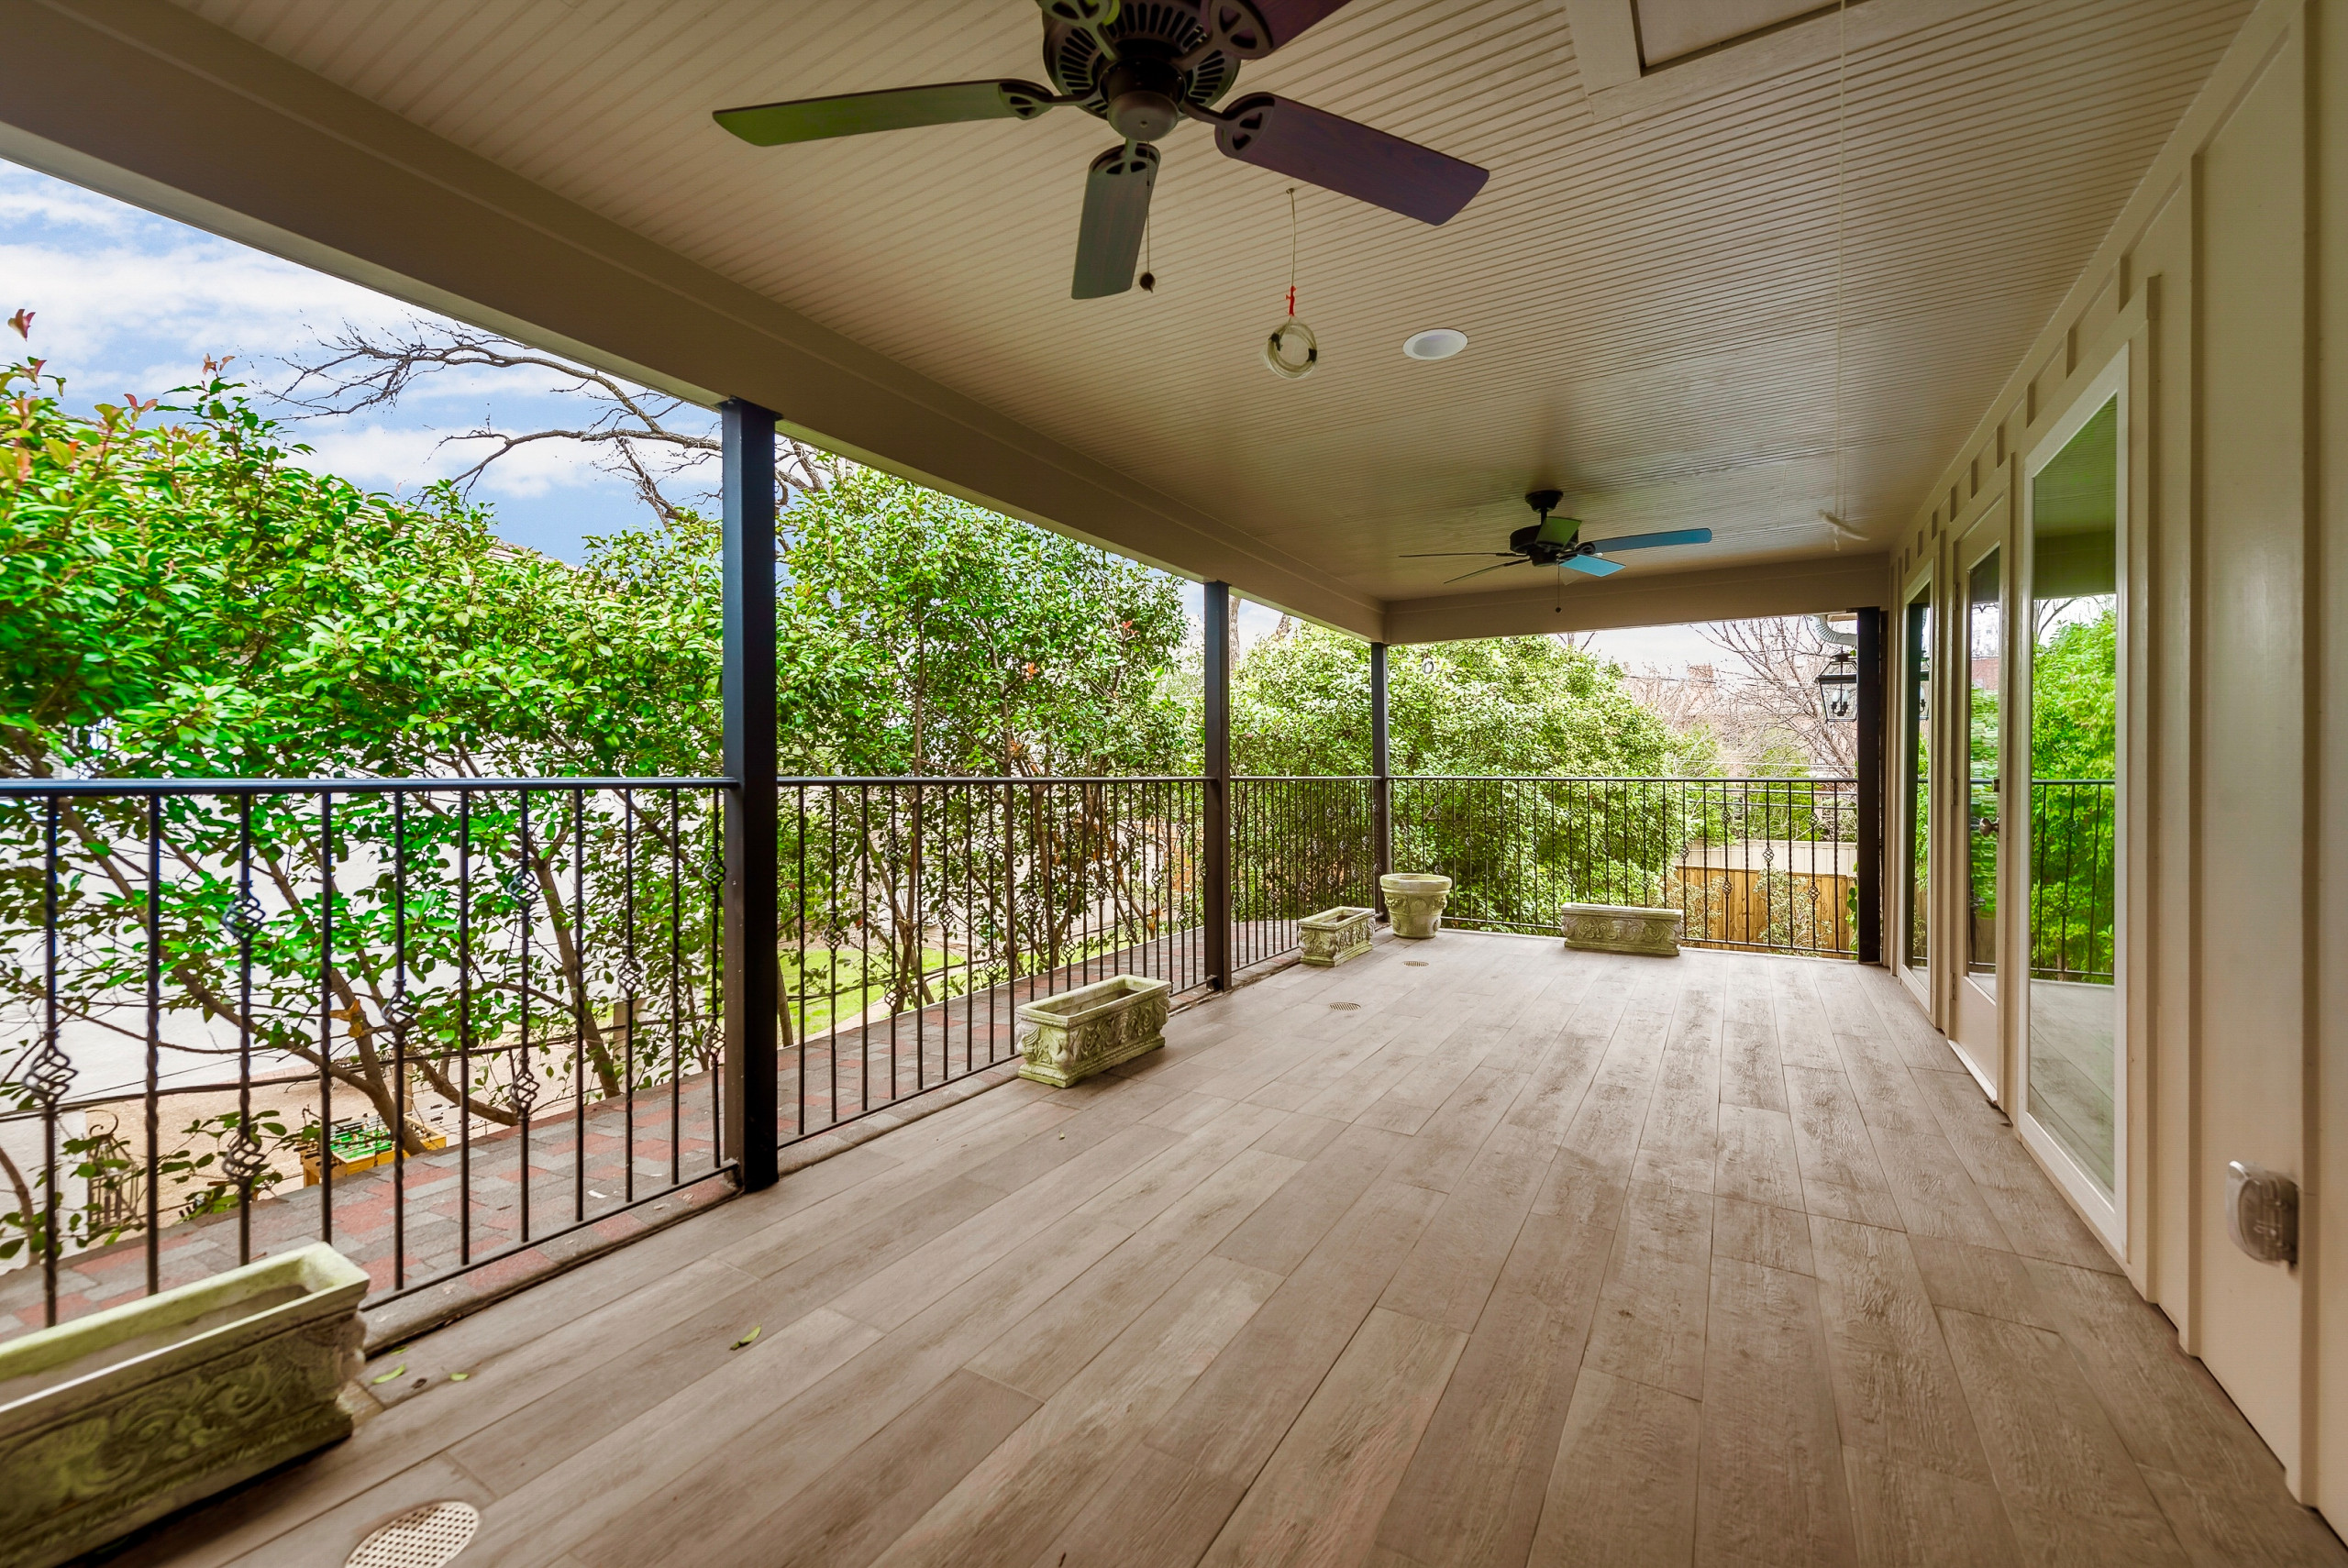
[1264,188,1317,380]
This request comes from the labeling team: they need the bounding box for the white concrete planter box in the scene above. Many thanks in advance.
[0,1242,368,1568]
[1379,873,1453,940]
[1561,902,1684,957]
[1299,906,1375,967]
[1015,974,1171,1088]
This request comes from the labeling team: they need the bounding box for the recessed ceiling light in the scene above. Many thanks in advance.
[1402,328,1468,361]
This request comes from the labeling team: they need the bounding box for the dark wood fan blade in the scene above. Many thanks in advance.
[1445,559,1530,584]
[1071,143,1159,299]
[1400,551,1521,558]
[714,81,1058,146]
[1212,94,1487,225]
[1216,0,1357,55]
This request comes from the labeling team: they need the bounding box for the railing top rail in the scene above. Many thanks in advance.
[0,775,734,797]
[1390,774,1859,785]
[0,770,1877,797]
[778,775,1208,786]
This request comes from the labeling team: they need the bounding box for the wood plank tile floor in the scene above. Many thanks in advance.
[123,933,2345,1568]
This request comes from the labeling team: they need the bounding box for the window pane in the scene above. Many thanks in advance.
[2028,397,2119,1194]
[1967,550,2001,982]
[1904,586,1931,970]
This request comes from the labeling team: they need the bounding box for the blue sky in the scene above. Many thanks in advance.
[0,159,670,562]
[1,155,1713,669]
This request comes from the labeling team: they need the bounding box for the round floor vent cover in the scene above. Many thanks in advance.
[346,1501,480,1568]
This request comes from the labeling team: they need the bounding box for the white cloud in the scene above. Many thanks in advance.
[1,160,667,555]
[294,421,617,498]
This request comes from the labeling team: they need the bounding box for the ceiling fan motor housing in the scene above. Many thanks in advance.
[1510,523,1573,564]
[1046,2,1244,133]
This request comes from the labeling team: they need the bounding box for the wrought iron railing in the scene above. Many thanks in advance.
[0,776,735,1336]
[2,767,1862,1341]
[2028,778,2116,983]
[1390,776,1860,956]
[771,778,1210,1144]
[1231,777,1377,968]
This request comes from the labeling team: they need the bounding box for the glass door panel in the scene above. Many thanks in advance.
[1966,550,2002,988]
[1902,585,1932,974]
[2026,397,2119,1197]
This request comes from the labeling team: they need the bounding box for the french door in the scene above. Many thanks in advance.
[2016,353,2126,1244]
[1894,571,1933,1010]
[1948,517,2004,1099]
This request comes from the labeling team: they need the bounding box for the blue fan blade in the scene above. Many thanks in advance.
[1562,555,1623,578]
[1586,527,1712,553]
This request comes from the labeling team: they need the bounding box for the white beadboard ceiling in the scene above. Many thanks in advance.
[172,0,2245,608]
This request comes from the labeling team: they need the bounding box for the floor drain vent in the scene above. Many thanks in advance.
[1329,1002,1360,1010]
[346,1501,480,1568]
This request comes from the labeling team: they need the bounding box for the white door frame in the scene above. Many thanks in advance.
[1949,501,2009,1102]
[1894,562,1935,1015]
[2012,346,2130,1252]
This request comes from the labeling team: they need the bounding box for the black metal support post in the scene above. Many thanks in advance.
[1371,642,1391,917]
[722,400,780,1188]
[1855,603,1886,965]
[1203,581,1233,989]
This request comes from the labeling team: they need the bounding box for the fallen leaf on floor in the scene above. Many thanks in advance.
[369,1364,406,1385]
[449,1372,471,1382]
[731,1326,761,1350]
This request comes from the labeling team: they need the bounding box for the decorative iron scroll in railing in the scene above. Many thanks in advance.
[771,778,1209,1145]
[2028,779,2116,983]
[1230,778,1376,969]
[0,777,729,1337]
[1389,777,1861,957]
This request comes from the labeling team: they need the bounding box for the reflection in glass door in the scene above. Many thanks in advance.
[2025,395,2120,1201]
[1966,551,2002,987]
[1901,584,1931,979]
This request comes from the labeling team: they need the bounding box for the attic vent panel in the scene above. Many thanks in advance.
[1634,0,1851,66]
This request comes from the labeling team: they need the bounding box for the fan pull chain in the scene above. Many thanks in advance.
[1831,0,1847,548]
[1287,186,1299,315]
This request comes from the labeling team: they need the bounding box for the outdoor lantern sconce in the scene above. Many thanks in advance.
[1818,650,1859,722]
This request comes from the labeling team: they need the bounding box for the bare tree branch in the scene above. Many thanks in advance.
[1697,618,1857,775]
[273,319,838,520]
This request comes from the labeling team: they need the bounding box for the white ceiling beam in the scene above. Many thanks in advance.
[1383,550,1890,644]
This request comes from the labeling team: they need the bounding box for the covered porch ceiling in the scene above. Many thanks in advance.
[2,0,2247,642]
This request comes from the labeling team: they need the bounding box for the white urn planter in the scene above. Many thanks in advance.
[1299,906,1375,967]
[0,1242,368,1568]
[1560,901,1684,957]
[1379,873,1453,940]
[1015,974,1171,1088]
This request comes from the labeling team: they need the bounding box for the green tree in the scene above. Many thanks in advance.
[1229,624,1673,778]
[0,327,1192,1257]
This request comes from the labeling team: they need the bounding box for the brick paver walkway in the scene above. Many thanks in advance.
[0,925,1273,1342]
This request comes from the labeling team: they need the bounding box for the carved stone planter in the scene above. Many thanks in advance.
[1379,873,1453,940]
[1299,906,1375,967]
[1015,974,1171,1088]
[0,1242,368,1568]
[1560,902,1684,957]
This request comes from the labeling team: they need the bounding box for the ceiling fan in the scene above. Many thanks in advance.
[1405,491,1714,584]
[713,0,1489,300]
